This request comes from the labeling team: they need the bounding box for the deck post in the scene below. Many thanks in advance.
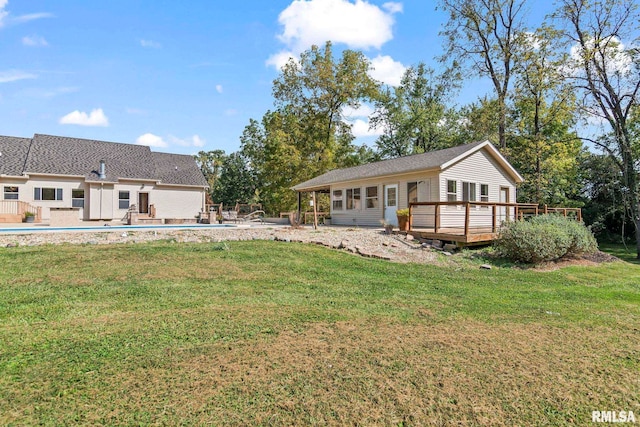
[515,205,520,221]
[312,191,318,230]
[563,208,567,217]
[297,191,302,223]
[408,203,413,231]
[578,208,582,222]
[464,202,470,237]
[434,203,440,233]
[544,204,548,215]
[492,204,497,233]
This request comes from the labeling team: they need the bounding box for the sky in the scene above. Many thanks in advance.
[0,0,553,155]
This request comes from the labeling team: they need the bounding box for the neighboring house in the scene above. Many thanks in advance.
[0,134,208,223]
[292,140,524,227]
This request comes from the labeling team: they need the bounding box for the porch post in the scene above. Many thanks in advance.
[297,191,302,224]
[312,191,318,230]
[464,202,470,237]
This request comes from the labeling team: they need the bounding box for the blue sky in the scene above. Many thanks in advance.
[0,0,551,155]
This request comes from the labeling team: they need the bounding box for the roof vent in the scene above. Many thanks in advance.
[99,160,106,179]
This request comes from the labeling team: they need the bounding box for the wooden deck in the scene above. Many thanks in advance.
[408,202,582,245]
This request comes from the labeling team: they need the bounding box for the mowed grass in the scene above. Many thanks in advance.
[0,240,639,426]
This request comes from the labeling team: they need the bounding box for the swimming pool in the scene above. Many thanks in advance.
[0,223,243,234]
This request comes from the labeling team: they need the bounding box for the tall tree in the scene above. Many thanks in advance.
[553,0,640,255]
[194,150,226,202]
[212,152,258,207]
[242,42,380,213]
[509,26,584,205]
[439,0,528,149]
[371,63,461,158]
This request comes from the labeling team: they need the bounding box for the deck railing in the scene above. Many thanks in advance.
[408,201,581,237]
[0,201,42,221]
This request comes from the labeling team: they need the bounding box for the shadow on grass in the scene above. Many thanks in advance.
[598,243,640,264]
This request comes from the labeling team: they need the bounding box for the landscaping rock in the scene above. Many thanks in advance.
[480,264,492,270]
[432,240,443,248]
[443,243,457,252]
[405,234,414,241]
[442,251,453,256]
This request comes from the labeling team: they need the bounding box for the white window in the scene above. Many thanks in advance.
[446,180,457,202]
[34,187,63,201]
[72,189,85,208]
[365,186,378,209]
[3,186,18,200]
[462,182,476,202]
[346,188,361,210]
[407,182,418,204]
[119,191,130,209]
[332,190,343,211]
[480,184,489,202]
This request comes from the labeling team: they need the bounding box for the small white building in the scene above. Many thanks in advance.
[0,134,208,224]
[293,141,524,228]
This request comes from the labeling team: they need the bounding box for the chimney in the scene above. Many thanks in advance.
[99,160,106,179]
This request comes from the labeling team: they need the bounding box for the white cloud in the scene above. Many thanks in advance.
[0,0,8,27]
[140,39,161,49]
[169,134,206,148]
[342,103,375,119]
[275,0,401,54]
[22,35,48,47]
[569,36,632,76]
[369,55,406,86]
[59,108,109,127]
[224,109,238,116]
[215,84,223,94]
[342,103,382,137]
[0,69,36,83]
[383,2,403,14]
[265,50,296,70]
[0,1,53,28]
[11,12,53,25]
[349,118,384,137]
[136,133,168,148]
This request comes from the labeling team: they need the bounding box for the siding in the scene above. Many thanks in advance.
[329,171,438,227]
[437,149,517,229]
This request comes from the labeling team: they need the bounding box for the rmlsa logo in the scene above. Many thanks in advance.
[592,411,636,423]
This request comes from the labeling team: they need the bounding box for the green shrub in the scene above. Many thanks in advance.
[495,215,598,263]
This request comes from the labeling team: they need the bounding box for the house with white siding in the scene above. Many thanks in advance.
[0,134,208,224]
[292,141,524,231]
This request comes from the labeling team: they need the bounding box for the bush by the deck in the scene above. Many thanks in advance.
[496,214,598,263]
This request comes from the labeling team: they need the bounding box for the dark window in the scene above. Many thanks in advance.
[34,187,62,201]
[346,188,361,210]
[3,186,18,200]
[407,182,418,204]
[365,186,378,209]
[72,189,85,208]
[119,191,130,209]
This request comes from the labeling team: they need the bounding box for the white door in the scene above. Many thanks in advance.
[384,184,398,226]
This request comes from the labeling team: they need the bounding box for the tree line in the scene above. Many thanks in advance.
[196,0,639,253]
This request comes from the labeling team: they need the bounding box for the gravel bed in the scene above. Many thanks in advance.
[0,226,438,264]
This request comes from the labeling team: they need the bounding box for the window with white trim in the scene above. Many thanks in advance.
[72,189,85,208]
[332,190,343,211]
[462,182,476,202]
[34,187,63,201]
[118,191,130,209]
[365,186,378,209]
[480,184,489,202]
[3,186,18,200]
[446,180,457,202]
[346,188,361,210]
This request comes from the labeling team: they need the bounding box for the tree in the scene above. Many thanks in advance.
[553,0,640,256]
[439,0,528,149]
[242,42,380,213]
[212,152,258,207]
[371,63,462,158]
[508,26,584,205]
[194,150,226,202]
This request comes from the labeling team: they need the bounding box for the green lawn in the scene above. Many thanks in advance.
[0,241,638,425]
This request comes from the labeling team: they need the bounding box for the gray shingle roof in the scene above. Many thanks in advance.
[1,133,208,187]
[293,141,489,191]
[0,135,32,176]
[151,151,209,187]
